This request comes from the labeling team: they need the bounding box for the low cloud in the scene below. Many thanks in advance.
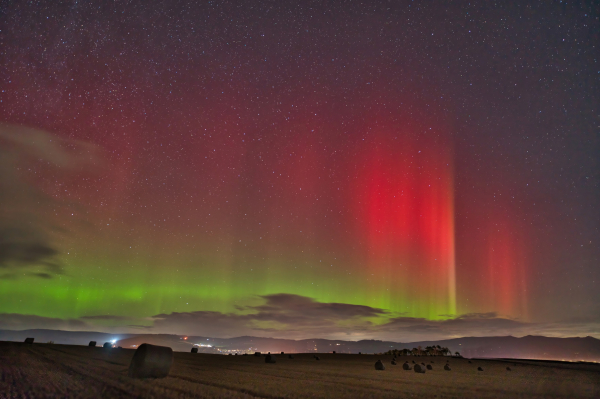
[3,294,599,341]
[148,294,600,341]
[0,313,90,331]
[152,293,386,339]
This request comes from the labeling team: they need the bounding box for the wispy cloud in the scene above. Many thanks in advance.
[0,124,102,279]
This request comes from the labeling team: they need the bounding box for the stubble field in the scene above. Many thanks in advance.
[0,341,598,398]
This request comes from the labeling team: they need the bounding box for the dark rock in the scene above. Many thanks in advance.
[128,344,173,379]
[375,360,385,370]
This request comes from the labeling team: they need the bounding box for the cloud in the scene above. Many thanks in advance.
[0,124,102,279]
[151,294,387,339]
[79,315,132,321]
[3,294,599,341]
[0,313,90,331]
[148,294,600,341]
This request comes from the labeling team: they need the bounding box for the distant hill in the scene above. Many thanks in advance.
[1,329,599,361]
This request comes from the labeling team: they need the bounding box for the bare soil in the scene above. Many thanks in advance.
[1,341,598,398]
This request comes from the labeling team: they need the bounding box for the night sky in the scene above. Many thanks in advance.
[0,1,598,342]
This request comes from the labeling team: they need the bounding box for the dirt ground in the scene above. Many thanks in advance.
[1,341,598,398]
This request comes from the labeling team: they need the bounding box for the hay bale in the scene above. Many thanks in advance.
[426,364,432,370]
[506,367,511,371]
[265,354,276,363]
[315,356,320,360]
[391,360,397,365]
[88,341,96,347]
[288,354,294,359]
[411,360,415,364]
[24,338,34,344]
[444,364,451,371]
[128,344,173,379]
[281,351,284,355]
[414,364,426,373]
[477,366,483,371]
[332,351,336,354]
[468,360,472,364]
[375,360,385,370]
[103,342,112,349]
[191,347,198,353]
[403,362,412,370]
[254,352,261,357]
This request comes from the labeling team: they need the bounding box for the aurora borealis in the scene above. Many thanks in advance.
[0,1,598,341]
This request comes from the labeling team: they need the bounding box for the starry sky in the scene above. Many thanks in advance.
[0,1,598,342]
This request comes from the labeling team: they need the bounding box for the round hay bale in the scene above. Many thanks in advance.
[374,360,385,370]
[477,366,483,371]
[24,338,34,344]
[191,347,198,353]
[103,342,112,349]
[265,354,276,363]
[391,360,397,365]
[506,367,511,371]
[468,360,472,364]
[403,362,412,370]
[254,351,261,357]
[88,341,96,347]
[332,351,336,354]
[128,343,173,379]
[426,364,432,370]
[411,360,415,364]
[414,364,426,373]
[315,356,320,361]
[444,364,451,371]
[288,354,294,359]
[281,351,284,355]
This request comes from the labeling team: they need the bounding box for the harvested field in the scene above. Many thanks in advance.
[0,341,598,398]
